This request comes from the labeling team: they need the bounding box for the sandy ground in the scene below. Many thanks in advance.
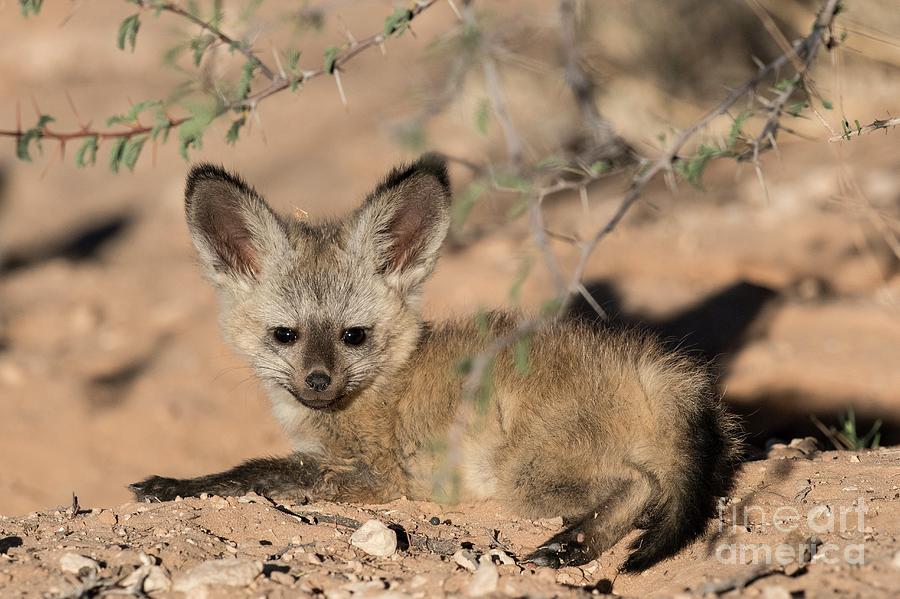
[1,446,899,598]
[1,1,899,597]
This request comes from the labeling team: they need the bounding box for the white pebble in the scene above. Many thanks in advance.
[349,520,397,557]
[172,558,262,592]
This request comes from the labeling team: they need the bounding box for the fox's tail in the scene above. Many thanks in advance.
[622,349,742,573]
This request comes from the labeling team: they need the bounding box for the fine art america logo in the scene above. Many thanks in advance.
[715,497,868,566]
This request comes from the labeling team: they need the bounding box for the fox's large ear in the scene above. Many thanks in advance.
[184,164,289,290]
[350,154,451,298]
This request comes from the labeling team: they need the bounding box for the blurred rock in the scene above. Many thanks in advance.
[349,520,397,557]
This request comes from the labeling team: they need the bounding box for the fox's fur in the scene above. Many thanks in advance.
[131,155,741,572]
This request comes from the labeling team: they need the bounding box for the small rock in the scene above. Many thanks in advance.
[762,585,791,599]
[788,437,819,455]
[172,558,263,592]
[849,455,861,463]
[349,520,397,557]
[59,553,100,578]
[209,496,229,510]
[891,550,900,570]
[453,549,479,572]
[269,570,294,585]
[429,516,441,526]
[467,561,499,597]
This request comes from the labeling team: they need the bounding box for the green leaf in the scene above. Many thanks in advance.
[190,34,215,66]
[107,99,164,127]
[323,46,340,74]
[108,137,127,173]
[451,180,485,230]
[225,116,246,145]
[822,99,834,110]
[774,78,795,92]
[177,101,219,160]
[384,7,412,37]
[589,160,611,176]
[474,98,490,135]
[19,0,43,17]
[513,337,531,375]
[74,136,99,168]
[117,14,141,52]
[507,256,533,305]
[284,49,303,91]
[674,143,731,188]
[787,101,807,117]
[15,114,54,162]
[285,48,301,71]
[726,111,750,149]
[122,135,148,171]
[236,61,256,101]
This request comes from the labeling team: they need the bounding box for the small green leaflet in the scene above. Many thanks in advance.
[16,114,54,162]
[178,101,219,159]
[323,46,340,74]
[19,0,43,16]
[117,14,141,52]
[106,99,163,127]
[226,116,246,145]
[122,135,148,171]
[384,7,412,37]
[108,137,128,173]
[75,136,99,168]
[236,61,256,101]
[474,98,490,135]
[513,337,531,375]
[190,35,215,66]
[726,111,750,149]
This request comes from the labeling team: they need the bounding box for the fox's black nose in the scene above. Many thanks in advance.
[305,371,331,392]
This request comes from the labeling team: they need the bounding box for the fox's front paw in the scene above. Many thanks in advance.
[129,476,190,502]
[525,541,593,569]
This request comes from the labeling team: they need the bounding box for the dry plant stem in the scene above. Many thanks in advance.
[458,0,844,404]
[558,0,628,162]
[741,0,841,157]
[828,116,900,142]
[0,0,441,144]
[138,0,276,80]
[462,0,524,170]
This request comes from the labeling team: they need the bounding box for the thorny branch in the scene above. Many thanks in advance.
[829,115,900,142]
[458,0,846,403]
[461,0,524,170]
[138,0,276,80]
[558,0,630,163]
[0,0,443,147]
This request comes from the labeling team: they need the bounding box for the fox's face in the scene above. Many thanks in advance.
[184,156,451,410]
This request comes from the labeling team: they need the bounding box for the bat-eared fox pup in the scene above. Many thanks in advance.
[131,154,740,572]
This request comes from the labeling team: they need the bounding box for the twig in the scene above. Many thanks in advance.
[558,0,629,163]
[0,0,443,146]
[461,0,524,170]
[828,115,900,141]
[137,0,276,80]
[458,0,845,401]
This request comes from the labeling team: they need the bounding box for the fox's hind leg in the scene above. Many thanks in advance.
[524,475,655,568]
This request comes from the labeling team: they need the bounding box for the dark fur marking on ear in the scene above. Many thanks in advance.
[185,163,260,216]
[366,153,450,201]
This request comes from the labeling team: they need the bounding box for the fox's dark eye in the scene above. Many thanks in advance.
[272,327,298,345]
[342,327,367,346]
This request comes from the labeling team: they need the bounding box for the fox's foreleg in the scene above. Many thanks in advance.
[130,453,375,503]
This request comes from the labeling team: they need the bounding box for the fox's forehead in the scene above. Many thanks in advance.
[254,240,388,327]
